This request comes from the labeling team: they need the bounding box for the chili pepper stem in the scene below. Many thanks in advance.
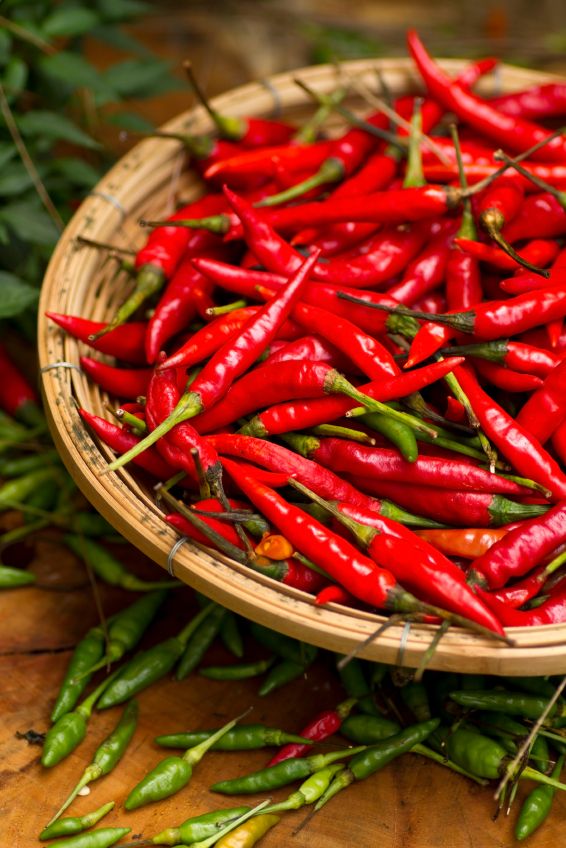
[413,620,450,682]
[482,213,549,279]
[183,60,244,140]
[44,766,98,827]
[494,149,566,209]
[403,98,425,189]
[256,157,345,208]
[75,235,136,256]
[442,370,497,470]
[412,743,488,785]
[139,215,230,234]
[183,707,253,766]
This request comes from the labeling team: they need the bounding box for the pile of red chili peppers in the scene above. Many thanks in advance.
[49,31,566,639]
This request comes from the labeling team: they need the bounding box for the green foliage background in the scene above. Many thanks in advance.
[0,0,180,328]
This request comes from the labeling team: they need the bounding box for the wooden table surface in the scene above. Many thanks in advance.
[2,537,565,848]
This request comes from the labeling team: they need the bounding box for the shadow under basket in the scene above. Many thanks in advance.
[38,57,566,675]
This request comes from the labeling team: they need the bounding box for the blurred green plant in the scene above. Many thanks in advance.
[0,0,182,325]
[302,23,385,65]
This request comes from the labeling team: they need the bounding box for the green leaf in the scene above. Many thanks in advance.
[3,56,28,102]
[43,7,100,38]
[39,51,113,97]
[90,24,151,56]
[0,272,39,317]
[18,110,100,149]
[106,111,154,132]
[0,161,36,196]
[51,157,100,187]
[96,0,151,22]
[103,58,177,98]
[0,143,17,171]
[0,200,59,246]
[0,30,12,66]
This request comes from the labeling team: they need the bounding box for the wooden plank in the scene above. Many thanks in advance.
[1,549,565,847]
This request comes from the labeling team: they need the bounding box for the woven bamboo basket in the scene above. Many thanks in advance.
[38,57,566,675]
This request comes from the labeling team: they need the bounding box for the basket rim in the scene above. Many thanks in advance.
[38,56,566,675]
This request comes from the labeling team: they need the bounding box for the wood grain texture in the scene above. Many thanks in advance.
[1,550,565,848]
[37,58,566,674]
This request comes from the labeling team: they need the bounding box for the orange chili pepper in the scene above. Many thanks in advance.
[415,527,512,559]
[255,533,294,560]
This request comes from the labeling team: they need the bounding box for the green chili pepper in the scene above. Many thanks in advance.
[43,827,130,848]
[369,663,388,688]
[337,656,379,716]
[313,719,441,810]
[399,682,432,722]
[0,564,36,587]
[473,711,551,772]
[64,535,180,592]
[125,710,248,809]
[210,746,366,795]
[97,603,216,709]
[200,658,274,681]
[155,723,313,751]
[187,802,272,848]
[516,754,565,841]
[361,412,418,462]
[248,623,317,667]
[39,801,115,841]
[45,701,138,825]
[72,590,168,680]
[0,450,59,478]
[258,657,314,697]
[176,605,226,680]
[42,668,122,768]
[68,513,117,537]
[449,690,566,722]
[433,726,566,789]
[51,627,107,723]
[219,613,244,658]
[501,676,558,699]
[262,764,345,813]
[23,475,60,522]
[411,743,489,785]
[340,714,401,745]
[145,807,251,845]
[0,466,60,511]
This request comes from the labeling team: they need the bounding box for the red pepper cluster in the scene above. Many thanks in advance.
[48,32,566,638]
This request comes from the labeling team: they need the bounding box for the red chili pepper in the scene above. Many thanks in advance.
[408,30,566,162]
[442,339,561,378]
[454,237,560,273]
[220,457,402,610]
[553,418,566,465]
[472,359,544,393]
[262,335,353,373]
[46,312,148,365]
[490,83,566,120]
[267,698,356,766]
[165,511,244,551]
[0,343,40,424]
[78,408,177,479]
[79,357,152,400]
[502,193,566,244]
[145,243,232,362]
[317,497,505,636]
[349,477,548,528]
[292,302,399,378]
[515,359,566,443]
[476,584,566,626]
[293,436,535,497]
[423,161,566,190]
[315,584,356,606]
[107,252,317,473]
[386,224,455,304]
[204,140,334,184]
[455,365,566,500]
[241,357,464,438]
[487,564,549,609]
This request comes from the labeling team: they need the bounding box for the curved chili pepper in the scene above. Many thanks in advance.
[267,698,356,766]
[454,237,560,272]
[487,564,550,609]
[350,477,547,528]
[39,802,115,842]
[516,359,566,443]
[43,827,131,848]
[46,312,148,364]
[166,511,244,551]
[156,724,310,751]
[503,193,566,243]
[516,754,565,841]
[143,806,252,846]
[204,139,334,184]
[46,701,138,825]
[472,359,544,393]
[387,224,455,304]
[262,335,353,372]
[65,535,178,591]
[468,500,566,589]
[478,582,566,626]
[241,357,464,438]
[455,365,566,500]
[0,343,42,426]
[159,306,258,371]
[491,83,566,120]
[79,357,151,400]
[408,30,566,162]
[50,625,106,723]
